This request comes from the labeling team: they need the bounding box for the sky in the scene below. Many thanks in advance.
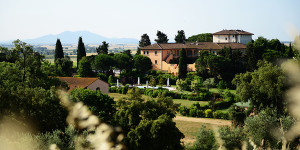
[0,0,300,42]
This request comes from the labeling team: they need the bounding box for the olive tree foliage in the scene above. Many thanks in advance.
[203,78,215,90]
[114,88,184,150]
[192,125,217,150]
[232,60,286,113]
[244,109,296,149]
[176,79,187,91]
[218,126,246,150]
[191,76,203,93]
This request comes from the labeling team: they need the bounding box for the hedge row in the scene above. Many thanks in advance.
[144,88,213,101]
[178,103,229,120]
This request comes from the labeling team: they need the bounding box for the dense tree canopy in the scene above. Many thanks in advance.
[113,53,133,73]
[114,88,183,150]
[175,30,186,43]
[133,54,152,75]
[0,40,68,132]
[55,57,73,77]
[187,33,213,42]
[93,54,113,75]
[155,31,169,43]
[70,88,115,123]
[232,61,286,113]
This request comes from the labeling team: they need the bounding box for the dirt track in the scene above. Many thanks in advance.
[174,116,231,126]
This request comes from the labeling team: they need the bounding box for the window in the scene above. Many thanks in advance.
[194,50,198,56]
[155,51,157,55]
[96,87,100,91]
[147,51,149,55]
[187,50,192,56]
[143,51,146,55]
[225,38,227,40]
[233,35,235,37]
[218,35,220,38]
[167,51,169,55]
[155,60,158,64]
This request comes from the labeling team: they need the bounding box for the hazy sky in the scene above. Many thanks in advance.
[0,0,300,42]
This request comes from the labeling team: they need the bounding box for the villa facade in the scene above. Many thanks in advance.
[140,30,252,75]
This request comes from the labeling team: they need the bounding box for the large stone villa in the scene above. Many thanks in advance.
[140,29,253,75]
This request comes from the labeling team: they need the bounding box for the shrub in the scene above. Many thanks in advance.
[205,109,213,118]
[178,106,189,116]
[213,110,223,119]
[122,86,129,94]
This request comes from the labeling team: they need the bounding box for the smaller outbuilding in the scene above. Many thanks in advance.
[58,77,109,94]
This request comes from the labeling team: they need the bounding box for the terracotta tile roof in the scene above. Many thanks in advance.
[213,30,253,35]
[217,43,247,49]
[141,42,246,50]
[57,77,99,90]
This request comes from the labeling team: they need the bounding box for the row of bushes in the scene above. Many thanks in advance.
[178,103,230,120]
[144,88,213,101]
[109,86,129,94]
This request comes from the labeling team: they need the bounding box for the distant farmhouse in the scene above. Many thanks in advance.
[58,77,109,94]
[141,29,253,75]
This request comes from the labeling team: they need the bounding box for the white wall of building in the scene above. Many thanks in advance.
[213,34,252,44]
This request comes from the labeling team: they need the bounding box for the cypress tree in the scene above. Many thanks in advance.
[178,48,187,79]
[288,42,294,58]
[139,34,151,47]
[77,36,86,67]
[54,39,64,62]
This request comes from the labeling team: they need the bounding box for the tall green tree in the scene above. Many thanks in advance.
[174,30,186,43]
[133,55,152,75]
[77,37,86,67]
[54,38,64,62]
[154,31,169,43]
[77,57,92,77]
[113,53,133,73]
[93,54,113,76]
[232,61,286,114]
[139,34,151,47]
[178,48,187,79]
[288,42,294,58]
[96,41,109,54]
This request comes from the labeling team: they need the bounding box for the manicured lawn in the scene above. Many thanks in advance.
[173,99,208,108]
[108,93,150,101]
[209,88,237,94]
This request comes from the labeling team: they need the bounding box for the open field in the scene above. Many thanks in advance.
[108,93,151,101]
[174,116,231,144]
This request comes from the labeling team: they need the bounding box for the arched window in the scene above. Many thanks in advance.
[96,87,100,92]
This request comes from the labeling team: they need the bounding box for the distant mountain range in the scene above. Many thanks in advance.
[1,31,139,45]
